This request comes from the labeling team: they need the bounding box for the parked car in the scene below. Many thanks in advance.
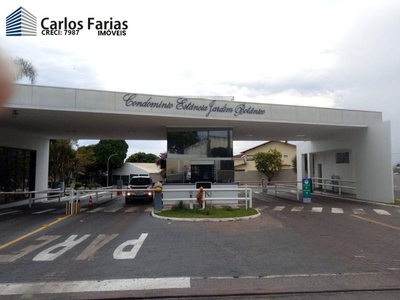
[125,175,153,203]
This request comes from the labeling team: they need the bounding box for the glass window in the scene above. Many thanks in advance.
[129,177,152,185]
[336,152,350,164]
[167,128,232,158]
[0,146,36,203]
[166,128,234,184]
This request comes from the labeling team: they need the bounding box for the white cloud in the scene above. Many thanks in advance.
[2,0,400,161]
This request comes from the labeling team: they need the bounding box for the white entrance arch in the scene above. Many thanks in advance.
[0,84,394,203]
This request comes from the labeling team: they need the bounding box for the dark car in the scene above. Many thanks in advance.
[125,175,153,203]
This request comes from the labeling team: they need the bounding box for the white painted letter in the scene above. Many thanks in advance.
[113,233,148,260]
[33,234,90,261]
[76,234,118,260]
[0,235,61,263]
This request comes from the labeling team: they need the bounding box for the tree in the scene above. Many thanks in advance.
[167,131,200,154]
[93,140,128,185]
[156,152,167,179]
[253,148,283,182]
[13,57,37,84]
[75,146,97,184]
[126,152,158,163]
[292,155,297,174]
[48,140,76,188]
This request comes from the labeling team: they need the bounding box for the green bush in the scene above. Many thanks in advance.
[87,183,101,189]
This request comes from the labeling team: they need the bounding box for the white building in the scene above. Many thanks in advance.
[112,163,163,185]
[0,84,394,204]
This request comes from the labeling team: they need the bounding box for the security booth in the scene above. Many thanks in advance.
[190,163,214,183]
[165,128,234,184]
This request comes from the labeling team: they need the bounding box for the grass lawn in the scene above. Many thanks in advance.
[154,206,259,219]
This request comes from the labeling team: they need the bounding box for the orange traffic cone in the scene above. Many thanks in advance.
[88,196,93,207]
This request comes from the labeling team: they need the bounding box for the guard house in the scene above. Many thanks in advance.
[166,128,233,184]
[0,84,394,204]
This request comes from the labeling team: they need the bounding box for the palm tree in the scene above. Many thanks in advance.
[13,57,37,84]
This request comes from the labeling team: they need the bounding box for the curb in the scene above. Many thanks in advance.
[151,209,261,222]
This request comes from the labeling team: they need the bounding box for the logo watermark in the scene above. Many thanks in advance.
[6,7,37,36]
[6,7,128,37]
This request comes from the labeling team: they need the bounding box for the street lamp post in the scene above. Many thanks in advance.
[107,154,118,187]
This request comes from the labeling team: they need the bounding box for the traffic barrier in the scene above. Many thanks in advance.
[65,202,72,215]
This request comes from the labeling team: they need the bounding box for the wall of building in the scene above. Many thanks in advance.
[235,169,297,183]
[235,141,296,172]
[297,121,394,203]
[0,128,49,192]
[113,163,163,184]
[312,150,356,194]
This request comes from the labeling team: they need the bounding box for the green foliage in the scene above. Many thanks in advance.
[155,207,258,218]
[13,57,37,84]
[167,131,200,154]
[292,155,297,174]
[87,182,101,189]
[74,182,83,189]
[49,140,76,187]
[253,148,283,181]
[172,200,186,210]
[211,147,230,157]
[92,140,128,186]
[93,140,128,170]
[126,152,158,163]
[76,146,96,173]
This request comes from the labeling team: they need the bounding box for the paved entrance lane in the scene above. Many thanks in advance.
[0,203,388,279]
[1,194,400,298]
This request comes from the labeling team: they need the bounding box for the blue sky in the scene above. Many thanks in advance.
[2,0,400,162]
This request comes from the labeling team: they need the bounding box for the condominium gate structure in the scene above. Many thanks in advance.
[0,84,394,203]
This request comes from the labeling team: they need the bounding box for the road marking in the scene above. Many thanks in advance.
[195,271,381,280]
[0,277,191,295]
[291,207,303,212]
[32,209,56,214]
[0,216,70,250]
[0,210,21,216]
[75,234,118,260]
[0,236,61,263]
[144,207,153,213]
[113,233,148,260]
[104,206,123,213]
[332,208,343,214]
[124,207,138,212]
[33,234,91,261]
[351,215,400,231]
[86,207,105,213]
[256,206,268,211]
[311,207,323,213]
[272,206,285,211]
[353,208,366,215]
[373,209,391,215]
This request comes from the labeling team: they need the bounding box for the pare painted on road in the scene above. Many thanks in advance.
[0,233,148,263]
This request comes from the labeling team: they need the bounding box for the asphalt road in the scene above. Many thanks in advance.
[1,190,400,299]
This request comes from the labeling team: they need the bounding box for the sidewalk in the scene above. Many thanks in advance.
[0,191,116,210]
